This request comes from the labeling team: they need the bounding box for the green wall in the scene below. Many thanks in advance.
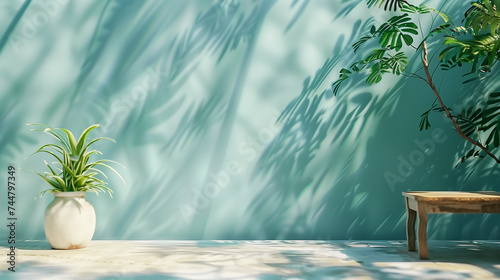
[1,0,499,240]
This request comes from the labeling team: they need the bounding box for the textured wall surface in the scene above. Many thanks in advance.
[1,0,499,240]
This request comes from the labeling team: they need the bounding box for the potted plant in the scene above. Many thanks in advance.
[332,0,500,164]
[28,123,124,249]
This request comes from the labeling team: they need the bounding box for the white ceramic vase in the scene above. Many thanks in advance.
[44,191,96,249]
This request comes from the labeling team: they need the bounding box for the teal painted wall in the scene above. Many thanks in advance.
[1,0,499,240]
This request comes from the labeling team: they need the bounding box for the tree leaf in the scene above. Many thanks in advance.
[377,14,418,49]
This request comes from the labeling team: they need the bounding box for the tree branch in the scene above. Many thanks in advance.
[421,41,500,163]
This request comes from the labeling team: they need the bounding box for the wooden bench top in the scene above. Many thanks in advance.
[402,191,500,202]
[403,191,500,259]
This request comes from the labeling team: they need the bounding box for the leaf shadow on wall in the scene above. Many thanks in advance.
[245,0,500,240]
[73,0,279,239]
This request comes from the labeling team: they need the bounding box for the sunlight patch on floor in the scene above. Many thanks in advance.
[0,240,499,279]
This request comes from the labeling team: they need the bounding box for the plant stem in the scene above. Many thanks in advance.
[421,41,500,163]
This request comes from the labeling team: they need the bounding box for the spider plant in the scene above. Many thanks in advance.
[28,123,125,198]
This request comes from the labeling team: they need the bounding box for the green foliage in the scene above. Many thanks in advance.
[378,14,418,51]
[456,106,483,137]
[384,51,409,74]
[334,0,500,163]
[420,92,500,155]
[440,34,500,71]
[331,11,416,94]
[401,4,450,23]
[419,100,446,131]
[424,23,451,41]
[481,92,500,147]
[353,26,377,53]
[332,68,352,96]
[400,3,431,14]
[367,60,391,84]
[440,0,500,72]
[366,0,407,11]
[28,124,125,198]
[452,92,500,164]
[419,108,433,131]
[465,0,500,36]
[366,0,451,23]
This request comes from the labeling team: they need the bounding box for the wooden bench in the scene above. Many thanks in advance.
[402,191,500,259]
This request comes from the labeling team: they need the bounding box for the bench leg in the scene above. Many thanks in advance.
[405,198,416,252]
[417,202,428,260]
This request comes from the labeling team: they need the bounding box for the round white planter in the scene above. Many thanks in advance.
[44,191,96,249]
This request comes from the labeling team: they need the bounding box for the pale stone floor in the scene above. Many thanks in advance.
[0,240,499,279]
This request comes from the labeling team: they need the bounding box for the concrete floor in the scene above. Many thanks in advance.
[1,240,499,279]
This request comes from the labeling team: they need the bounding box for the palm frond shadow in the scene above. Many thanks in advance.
[0,110,37,162]
[244,0,499,239]
[102,167,184,239]
[284,0,310,33]
[254,18,377,178]
[244,17,385,238]
[70,0,120,104]
[73,0,281,239]
[95,0,277,150]
[160,94,225,153]
[0,0,31,55]
[334,0,365,20]
[73,0,241,137]
[0,0,282,240]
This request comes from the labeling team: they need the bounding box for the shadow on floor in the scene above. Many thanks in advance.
[0,240,499,279]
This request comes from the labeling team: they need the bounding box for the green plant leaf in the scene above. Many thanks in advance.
[364,48,387,62]
[88,161,126,185]
[76,124,100,153]
[60,128,78,155]
[419,113,431,131]
[331,68,353,96]
[48,174,67,192]
[366,0,408,11]
[82,137,116,153]
[43,160,58,176]
[35,149,64,166]
[383,51,408,74]
[366,62,390,84]
[400,3,431,14]
[28,124,124,197]
[465,0,500,35]
[353,35,374,53]
[88,167,109,179]
[440,34,500,71]
[419,100,439,131]
[429,7,451,23]
[37,173,63,190]
[377,14,418,51]
[456,106,482,137]
[28,124,72,153]
[480,92,500,148]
